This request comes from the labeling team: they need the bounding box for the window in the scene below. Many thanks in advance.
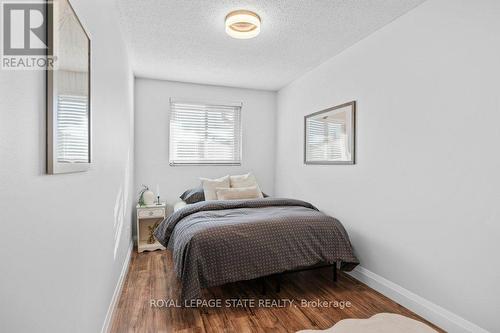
[169,100,242,165]
[57,94,89,163]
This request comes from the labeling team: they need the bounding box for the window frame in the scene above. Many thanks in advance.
[168,99,243,166]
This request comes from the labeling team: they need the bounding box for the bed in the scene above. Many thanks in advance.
[154,197,359,301]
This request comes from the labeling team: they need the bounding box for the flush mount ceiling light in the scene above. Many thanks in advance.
[225,10,261,39]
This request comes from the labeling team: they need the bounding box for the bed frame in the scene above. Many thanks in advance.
[260,262,338,294]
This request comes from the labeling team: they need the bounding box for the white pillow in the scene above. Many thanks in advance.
[200,175,230,200]
[216,186,263,200]
[173,200,187,211]
[230,172,260,189]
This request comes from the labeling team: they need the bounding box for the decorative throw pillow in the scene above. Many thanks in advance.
[179,186,205,204]
[173,200,187,211]
[200,175,230,200]
[216,185,263,200]
[229,172,264,197]
[229,172,259,188]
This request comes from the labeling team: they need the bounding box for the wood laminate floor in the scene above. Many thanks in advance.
[110,250,443,333]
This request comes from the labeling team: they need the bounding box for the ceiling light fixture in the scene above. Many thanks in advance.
[225,10,261,39]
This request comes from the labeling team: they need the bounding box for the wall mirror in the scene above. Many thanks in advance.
[47,0,91,174]
[304,101,355,165]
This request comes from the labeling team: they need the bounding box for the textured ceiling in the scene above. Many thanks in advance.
[117,0,426,90]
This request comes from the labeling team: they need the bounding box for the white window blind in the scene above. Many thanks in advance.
[306,118,347,161]
[57,94,89,163]
[169,100,242,165]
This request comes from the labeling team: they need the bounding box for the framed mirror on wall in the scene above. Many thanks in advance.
[304,101,356,165]
[47,0,91,174]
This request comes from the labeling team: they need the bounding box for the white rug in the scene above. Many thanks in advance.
[297,313,438,333]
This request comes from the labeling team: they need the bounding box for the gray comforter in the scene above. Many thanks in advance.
[154,198,359,301]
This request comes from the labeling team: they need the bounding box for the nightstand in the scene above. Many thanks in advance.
[136,203,167,253]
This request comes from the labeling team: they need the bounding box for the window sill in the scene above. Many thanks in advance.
[169,162,242,166]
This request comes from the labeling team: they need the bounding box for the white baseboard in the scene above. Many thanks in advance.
[101,241,133,333]
[347,266,489,333]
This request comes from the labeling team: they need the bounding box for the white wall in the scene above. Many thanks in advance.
[134,78,276,208]
[0,0,134,332]
[275,0,499,332]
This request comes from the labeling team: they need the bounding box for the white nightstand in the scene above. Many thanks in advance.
[136,203,167,253]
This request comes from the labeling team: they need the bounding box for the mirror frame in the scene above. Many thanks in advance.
[46,0,91,174]
[304,101,356,165]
